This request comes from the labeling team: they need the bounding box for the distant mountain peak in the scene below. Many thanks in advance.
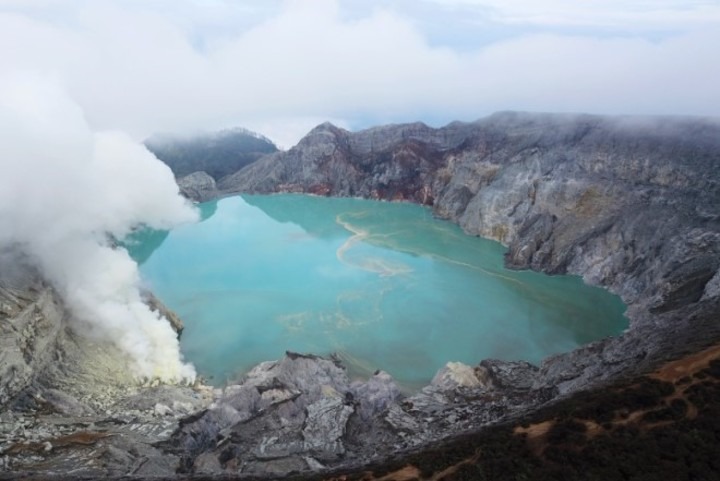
[207,127,277,147]
[307,121,347,135]
[145,127,278,181]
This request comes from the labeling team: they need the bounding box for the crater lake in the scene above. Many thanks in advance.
[126,194,627,388]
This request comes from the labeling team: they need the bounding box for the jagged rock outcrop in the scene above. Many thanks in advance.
[163,355,553,476]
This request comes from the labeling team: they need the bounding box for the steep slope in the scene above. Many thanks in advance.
[301,342,720,481]
[221,112,720,392]
[219,120,468,200]
[145,128,278,181]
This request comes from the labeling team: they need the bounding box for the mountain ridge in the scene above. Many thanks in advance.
[145,127,279,181]
[217,111,720,394]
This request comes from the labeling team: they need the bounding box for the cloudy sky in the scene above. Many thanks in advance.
[1,0,718,147]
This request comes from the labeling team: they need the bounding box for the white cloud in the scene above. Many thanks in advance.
[423,0,720,29]
[0,0,717,146]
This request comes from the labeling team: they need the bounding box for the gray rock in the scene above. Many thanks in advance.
[131,453,181,477]
[177,171,219,202]
[302,392,354,458]
[192,451,223,474]
[0,273,65,406]
[241,352,351,398]
[100,445,135,470]
[431,362,487,390]
[479,359,539,390]
[247,456,312,476]
[304,456,326,470]
[351,370,401,420]
[41,389,94,417]
[115,385,206,413]
[702,269,720,300]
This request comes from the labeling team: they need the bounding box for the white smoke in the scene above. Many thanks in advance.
[0,73,199,382]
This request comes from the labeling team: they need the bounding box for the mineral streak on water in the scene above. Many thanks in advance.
[126,194,628,388]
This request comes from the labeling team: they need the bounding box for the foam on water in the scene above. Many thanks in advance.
[126,194,627,388]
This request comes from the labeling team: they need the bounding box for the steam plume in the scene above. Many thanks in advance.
[0,73,198,382]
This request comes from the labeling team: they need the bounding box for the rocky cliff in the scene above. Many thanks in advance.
[2,112,719,479]
[220,111,720,391]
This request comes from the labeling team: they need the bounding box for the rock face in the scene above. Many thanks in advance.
[0,251,62,408]
[163,354,552,476]
[177,171,219,203]
[221,112,720,393]
[2,112,719,479]
[0,251,213,478]
[219,121,455,202]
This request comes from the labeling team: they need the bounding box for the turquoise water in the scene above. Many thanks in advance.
[126,194,627,388]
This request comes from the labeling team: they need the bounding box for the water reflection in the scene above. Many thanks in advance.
[242,194,350,240]
[124,200,218,263]
[129,194,628,387]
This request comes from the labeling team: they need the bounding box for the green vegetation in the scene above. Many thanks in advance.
[145,128,278,180]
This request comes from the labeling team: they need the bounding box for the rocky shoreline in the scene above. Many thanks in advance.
[0,266,560,478]
[1,112,719,478]
[218,111,720,391]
